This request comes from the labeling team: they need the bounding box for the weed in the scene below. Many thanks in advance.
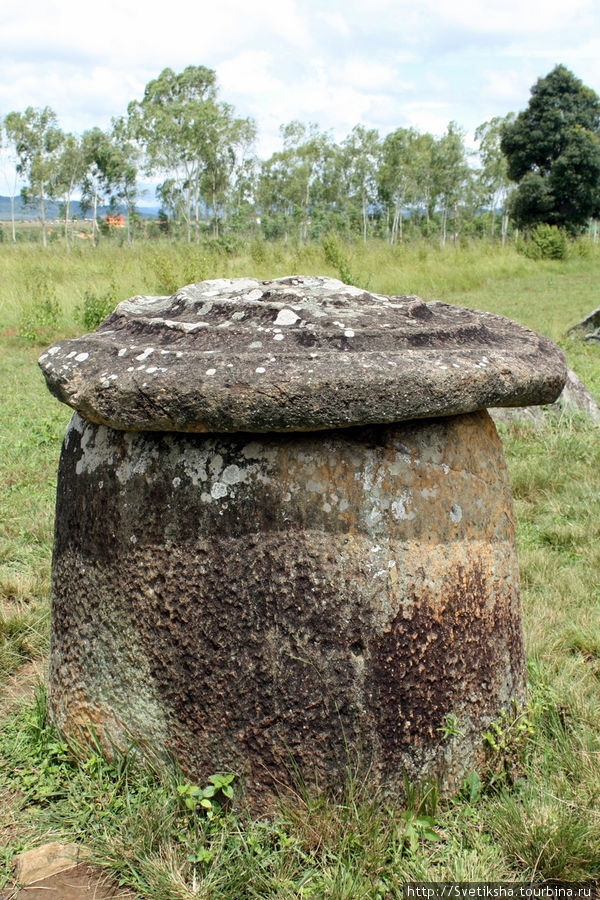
[321,233,366,287]
[17,274,61,345]
[177,773,235,819]
[481,706,534,789]
[437,712,463,739]
[77,281,118,331]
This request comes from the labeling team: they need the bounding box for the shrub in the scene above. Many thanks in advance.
[77,282,118,331]
[17,274,61,344]
[521,224,569,260]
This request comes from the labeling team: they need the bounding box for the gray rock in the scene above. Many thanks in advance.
[567,306,600,340]
[39,276,567,433]
[490,368,600,427]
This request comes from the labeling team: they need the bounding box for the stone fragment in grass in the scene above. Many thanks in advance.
[567,305,600,342]
[12,843,89,884]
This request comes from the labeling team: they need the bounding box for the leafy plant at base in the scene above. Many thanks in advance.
[481,706,534,789]
[177,773,235,820]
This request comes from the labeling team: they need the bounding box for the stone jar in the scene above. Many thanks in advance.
[40,276,567,807]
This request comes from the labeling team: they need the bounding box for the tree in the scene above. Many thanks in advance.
[4,106,63,247]
[500,65,600,229]
[258,122,337,241]
[378,127,421,243]
[55,133,86,248]
[128,66,218,242]
[340,125,380,243]
[198,103,256,237]
[475,114,515,244]
[0,118,19,242]
[80,123,139,245]
[128,65,254,241]
[80,128,114,243]
[432,122,469,246]
[109,117,140,244]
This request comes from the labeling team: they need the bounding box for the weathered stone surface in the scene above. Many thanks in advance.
[49,408,524,807]
[39,276,567,433]
[490,367,600,427]
[12,843,89,884]
[567,305,600,343]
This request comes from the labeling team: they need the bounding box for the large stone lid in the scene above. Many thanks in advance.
[39,275,567,433]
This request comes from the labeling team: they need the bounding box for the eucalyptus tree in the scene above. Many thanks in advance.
[378,127,421,243]
[55,133,86,248]
[80,127,114,243]
[109,116,140,244]
[475,114,515,244]
[431,122,469,245]
[4,106,64,247]
[128,66,216,242]
[80,122,139,244]
[198,102,256,237]
[258,122,337,240]
[0,119,19,241]
[340,125,380,242]
[128,65,255,241]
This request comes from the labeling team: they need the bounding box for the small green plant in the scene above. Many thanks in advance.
[437,712,463,739]
[460,770,482,803]
[77,281,118,331]
[177,773,235,820]
[481,706,534,788]
[249,237,268,265]
[396,809,440,856]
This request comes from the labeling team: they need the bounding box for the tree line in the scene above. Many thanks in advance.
[1,63,599,247]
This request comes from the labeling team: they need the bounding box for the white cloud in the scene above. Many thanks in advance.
[0,0,599,165]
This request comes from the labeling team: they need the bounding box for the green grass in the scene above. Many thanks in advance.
[1,238,599,894]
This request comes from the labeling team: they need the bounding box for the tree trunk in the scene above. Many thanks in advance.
[64,196,70,251]
[391,206,401,245]
[92,192,99,246]
[10,195,16,243]
[440,206,447,248]
[213,180,219,238]
[194,181,200,243]
[40,182,47,248]
[501,211,508,247]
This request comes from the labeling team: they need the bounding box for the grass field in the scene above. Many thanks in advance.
[1,238,599,896]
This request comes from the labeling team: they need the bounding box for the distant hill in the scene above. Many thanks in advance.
[0,195,159,222]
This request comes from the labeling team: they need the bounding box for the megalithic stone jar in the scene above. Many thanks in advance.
[39,276,567,807]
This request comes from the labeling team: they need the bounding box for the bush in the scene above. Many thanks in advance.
[77,282,118,331]
[17,274,61,344]
[521,224,569,260]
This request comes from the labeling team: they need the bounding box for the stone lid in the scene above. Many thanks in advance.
[39,275,567,433]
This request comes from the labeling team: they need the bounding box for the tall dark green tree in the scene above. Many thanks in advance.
[501,65,600,229]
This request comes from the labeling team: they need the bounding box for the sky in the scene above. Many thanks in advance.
[1,0,599,180]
